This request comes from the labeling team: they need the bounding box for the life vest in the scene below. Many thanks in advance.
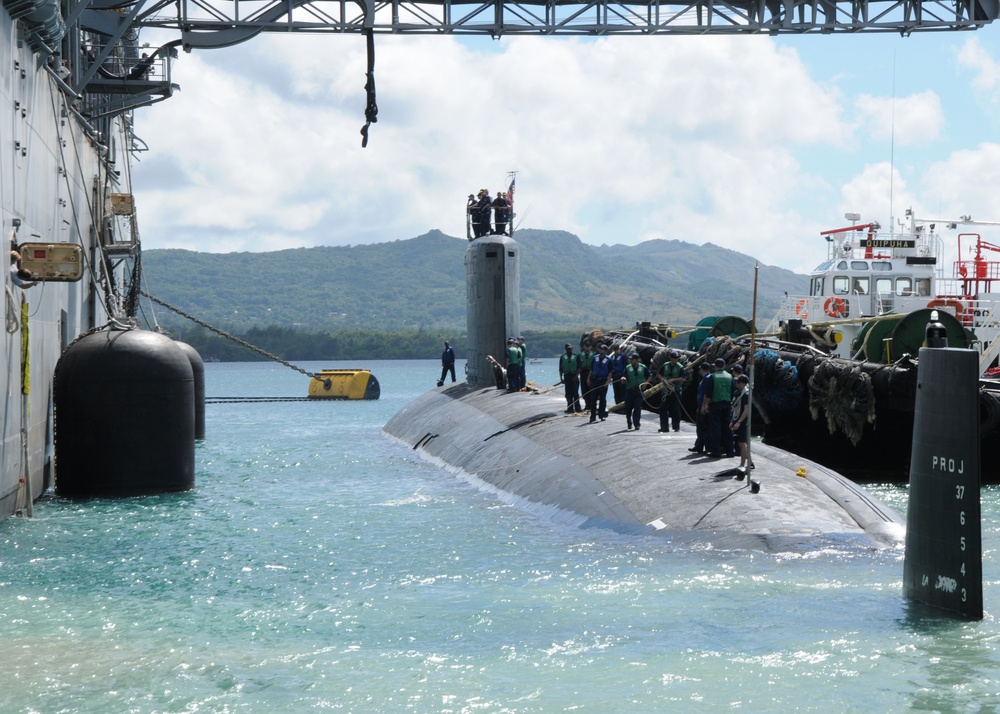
[507,345,522,366]
[624,363,648,390]
[591,354,611,381]
[711,371,733,402]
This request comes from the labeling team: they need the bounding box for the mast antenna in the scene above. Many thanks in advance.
[888,52,896,236]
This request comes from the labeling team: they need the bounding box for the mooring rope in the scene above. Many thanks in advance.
[807,359,875,445]
[140,291,319,380]
[206,397,317,403]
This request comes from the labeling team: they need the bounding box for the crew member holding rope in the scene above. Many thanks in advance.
[589,343,613,423]
[621,353,648,430]
[559,343,582,413]
[656,350,685,432]
[701,358,735,459]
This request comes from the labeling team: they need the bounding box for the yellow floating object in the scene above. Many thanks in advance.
[795,467,807,478]
[308,369,380,400]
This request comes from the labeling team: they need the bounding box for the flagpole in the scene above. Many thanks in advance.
[506,170,516,237]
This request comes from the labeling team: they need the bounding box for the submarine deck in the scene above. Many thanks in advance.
[383,383,904,550]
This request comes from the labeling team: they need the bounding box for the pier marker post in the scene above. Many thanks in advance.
[902,312,983,619]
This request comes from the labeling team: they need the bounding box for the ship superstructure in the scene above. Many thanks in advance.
[766,211,1000,374]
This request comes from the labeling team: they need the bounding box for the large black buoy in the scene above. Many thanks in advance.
[54,328,195,497]
[174,340,206,440]
[903,312,983,619]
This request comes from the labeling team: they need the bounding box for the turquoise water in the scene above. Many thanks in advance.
[2,359,1000,713]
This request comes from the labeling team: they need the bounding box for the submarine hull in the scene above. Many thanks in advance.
[384,382,904,550]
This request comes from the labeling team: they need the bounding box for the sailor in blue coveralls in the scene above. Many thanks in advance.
[589,343,613,423]
[440,340,456,384]
[609,344,627,405]
[689,362,712,453]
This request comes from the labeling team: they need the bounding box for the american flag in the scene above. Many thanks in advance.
[507,177,515,208]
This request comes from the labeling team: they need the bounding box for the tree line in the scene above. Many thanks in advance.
[163,324,588,363]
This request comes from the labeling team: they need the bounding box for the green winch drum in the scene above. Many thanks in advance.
[891,309,972,359]
[853,309,971,363]
[687,315,753,352]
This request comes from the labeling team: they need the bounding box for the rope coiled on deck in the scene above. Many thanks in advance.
[807,359,875,445]
[750,349,803,412]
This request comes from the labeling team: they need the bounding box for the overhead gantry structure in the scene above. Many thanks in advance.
[133,0,1000,46]
[9,0,999,135]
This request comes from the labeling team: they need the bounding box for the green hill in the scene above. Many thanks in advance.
[140,229,807,334]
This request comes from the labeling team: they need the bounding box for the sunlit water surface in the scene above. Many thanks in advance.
[2,359,999,713]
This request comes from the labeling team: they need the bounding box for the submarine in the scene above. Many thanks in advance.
[383,232,906,551]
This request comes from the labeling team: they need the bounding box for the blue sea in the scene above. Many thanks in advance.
[3,359,1000,713]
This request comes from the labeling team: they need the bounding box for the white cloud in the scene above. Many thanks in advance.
[957,37,1000,101]
[840,162,917,228]
[920,143,1000,219]
[853,91,943,146]
[131,31,1000,275]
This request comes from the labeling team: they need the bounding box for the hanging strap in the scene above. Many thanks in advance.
[360,29,379,148]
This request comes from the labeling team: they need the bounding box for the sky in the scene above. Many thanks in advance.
[130,26,1000,274]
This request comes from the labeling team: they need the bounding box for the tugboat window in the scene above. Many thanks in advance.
[876,278,893,295]
[872,261,892,271]
[896,277,912,295]
[837,261,848,270]
[853,277,869,294]
[833,276,850,295]
[915,278,931,296]
[850,261,869,270]
[810,277,824,296]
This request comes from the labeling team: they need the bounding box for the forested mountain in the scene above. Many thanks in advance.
[141,229,807,335]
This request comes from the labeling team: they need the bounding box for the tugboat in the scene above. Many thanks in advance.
[764,210,1000,371]
[739,210,1000,481]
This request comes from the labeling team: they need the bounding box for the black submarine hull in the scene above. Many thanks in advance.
[384,382,904,551]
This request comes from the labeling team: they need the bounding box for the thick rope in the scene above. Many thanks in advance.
[807,359,875,445]
[140,291,319,380]
[751,348,803,412]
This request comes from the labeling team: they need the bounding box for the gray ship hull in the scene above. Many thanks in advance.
[1,9,117,518]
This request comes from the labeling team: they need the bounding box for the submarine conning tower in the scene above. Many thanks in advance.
[465,234,520,388]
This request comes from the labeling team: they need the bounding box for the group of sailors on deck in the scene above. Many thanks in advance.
[467,189,511,238]
[505,336,527,392]
[558,340,753,471]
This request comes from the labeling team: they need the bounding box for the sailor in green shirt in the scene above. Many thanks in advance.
[559,343,582,413]
[621,353,649,430]
[505,338,523,392]
[700,357,735,458]
[657,350,686,432]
